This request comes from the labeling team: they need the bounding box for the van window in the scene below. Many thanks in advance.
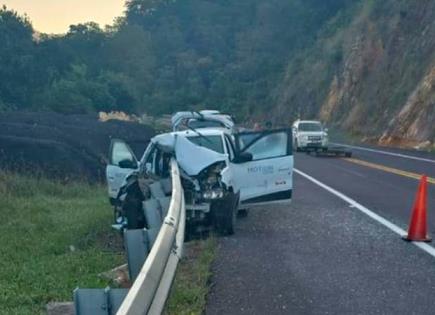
[244,132,288,160]
[298,123,322,132]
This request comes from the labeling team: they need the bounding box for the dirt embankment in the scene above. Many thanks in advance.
[0,112,155,181]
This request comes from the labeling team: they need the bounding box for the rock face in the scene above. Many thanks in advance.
[276,1,435,148]
[380,66,435,147]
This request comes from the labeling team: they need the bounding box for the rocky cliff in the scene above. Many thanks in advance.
[276,1,435,149]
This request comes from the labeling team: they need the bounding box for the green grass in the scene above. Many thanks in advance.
[0,172,124,315]
[0,172,218,314]
[166,238,217,315]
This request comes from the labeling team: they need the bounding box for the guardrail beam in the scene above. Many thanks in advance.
[117,159,185,315]
[74,159,185,315]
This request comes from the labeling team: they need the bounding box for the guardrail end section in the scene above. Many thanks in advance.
[73,287,129,315]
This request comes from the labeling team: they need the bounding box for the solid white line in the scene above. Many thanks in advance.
[331,143,435,164]
[294,168,435,258]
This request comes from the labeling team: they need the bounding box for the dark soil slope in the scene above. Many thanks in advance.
[0,112,154,181]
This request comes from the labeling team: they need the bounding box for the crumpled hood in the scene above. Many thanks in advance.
[151,133,176,152]
[152,133,227,176]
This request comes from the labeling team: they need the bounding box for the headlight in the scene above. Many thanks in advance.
[203,188,224,199]
[198,162,227,200]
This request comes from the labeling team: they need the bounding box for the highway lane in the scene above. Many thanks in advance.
[295,146,435,236]
[207,144,435,314]
[332,143,435,178]
[332,142,435,163]
[207,172,435,314]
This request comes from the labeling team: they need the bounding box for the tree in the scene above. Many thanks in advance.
[0,6,35,109]
[0,1,354,117]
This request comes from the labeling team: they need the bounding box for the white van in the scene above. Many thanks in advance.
[106,112,294,235]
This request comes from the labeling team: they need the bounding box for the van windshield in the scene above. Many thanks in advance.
[187,135,225,154]
[188,120,225,129]
[298,123,322,132]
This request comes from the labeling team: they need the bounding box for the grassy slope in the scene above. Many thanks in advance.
[0,173,124,315]
[0,172,217,315]
[166,239,217,315]
[0,102,216,313]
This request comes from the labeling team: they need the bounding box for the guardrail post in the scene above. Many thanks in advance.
[124,229,150,281]
[117,159,185,315]
[74,288,129,315]
[74,159,185,315]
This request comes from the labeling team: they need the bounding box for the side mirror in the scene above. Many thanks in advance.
[118,159,138,169]
[233,152,253,164]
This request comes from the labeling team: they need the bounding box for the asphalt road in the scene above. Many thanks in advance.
[206,145,435,314]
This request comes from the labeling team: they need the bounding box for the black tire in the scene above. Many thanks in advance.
[237,208,249,218]
[345,152,352,158]
[124,194,144,230]
[122,181,146,230]
[212,193,238,236]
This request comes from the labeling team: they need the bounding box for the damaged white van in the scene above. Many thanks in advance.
[106,112,294,235]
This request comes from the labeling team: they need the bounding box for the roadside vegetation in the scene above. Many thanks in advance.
[1,0,433,148]
[0,171,217,315]
[0,172,124,315]
[0,1,351,117]
[166,238,217,315]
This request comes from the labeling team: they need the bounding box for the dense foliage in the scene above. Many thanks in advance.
[0,1,352,117]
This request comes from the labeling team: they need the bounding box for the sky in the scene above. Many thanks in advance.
[1,0,126,33]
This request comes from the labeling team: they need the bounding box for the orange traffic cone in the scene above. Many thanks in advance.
[403,175,431,242]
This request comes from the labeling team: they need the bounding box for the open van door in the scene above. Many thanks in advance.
[106,139,139,202]
[231,129,293,208]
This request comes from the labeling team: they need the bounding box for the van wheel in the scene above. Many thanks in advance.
[124,194,144,230]
[123,181,146,230]
[212,193,238,236]
[237,209,249,218]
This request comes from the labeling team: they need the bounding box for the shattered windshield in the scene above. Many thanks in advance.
[187,135,225,154]
[298,123,322,132]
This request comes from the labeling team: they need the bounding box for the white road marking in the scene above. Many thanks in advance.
[331,143,435,164]
[294,168,435,258]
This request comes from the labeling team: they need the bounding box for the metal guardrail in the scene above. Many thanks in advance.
[117,158,185,315]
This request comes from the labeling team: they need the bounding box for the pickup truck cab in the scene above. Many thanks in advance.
[106,111,294,235]
[292,120,328,152]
